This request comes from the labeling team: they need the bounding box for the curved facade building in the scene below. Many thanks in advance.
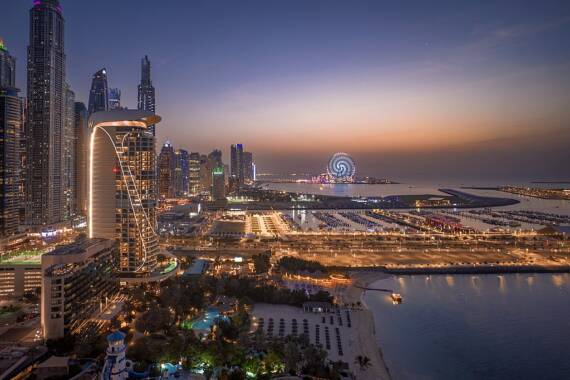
[88,110,160,276]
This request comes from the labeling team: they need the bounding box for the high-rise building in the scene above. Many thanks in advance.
[63,84,75,219]
[198,150,223,194]
[209,149,223,167]
[174,149,189,196]
[199,154,210,193]
[26,0,66,226]
[230,143,244,186]
[243,151,253,182]
[88,68,109,115]
[18,94,27,225]
[108,88,121,110]
[211,166,226,201]
[74,102,88,216]
[0,38,16,89]
[0,40,22,237]
[158,142,176,199]
[137,56,156,136]
[89,110,160,276]
[189,152,201,194]
[41,238,119,340]
[230,144,239,178]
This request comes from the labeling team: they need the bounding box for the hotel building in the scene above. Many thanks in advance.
[0,257,42,297]
[41,238,118,340]
[89,110,160,277]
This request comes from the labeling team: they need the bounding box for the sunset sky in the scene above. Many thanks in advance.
[3,0,570,181]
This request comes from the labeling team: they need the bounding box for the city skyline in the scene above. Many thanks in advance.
[2,0,569,181]
[1,2,569,378]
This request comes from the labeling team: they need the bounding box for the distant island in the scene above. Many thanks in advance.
[531,181,570,184]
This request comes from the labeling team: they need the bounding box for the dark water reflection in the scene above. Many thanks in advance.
[364,274,570,380]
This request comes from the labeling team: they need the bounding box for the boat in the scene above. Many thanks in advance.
[391,293,403,304]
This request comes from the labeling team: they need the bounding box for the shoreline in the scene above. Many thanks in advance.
[383,264,570,275]
[343,271,393,380]
[335,264,570,276]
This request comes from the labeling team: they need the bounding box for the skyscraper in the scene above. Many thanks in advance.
[230,143,244,186]
[243,151,253,183]
[89,110,160,276]
[198,150,223,194]
[199,154,210,193]
[0,38,16,89]
[158,142,176,199]
[74,102,88,216]
[137,56,156,136]
[18,94,27,225]
[230,144,238,178]
[88,68,109,115]
[189,152,201,194]
[26,0,66,226]
[63,84,75,219]
[211,166,226,201]
[0,40,22,237]
[174,149,190,196]
[209,149,223,167]
[108,88,121,110]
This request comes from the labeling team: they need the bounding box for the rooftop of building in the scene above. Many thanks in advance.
[107,330,126,342]
[88,109,161,129]
[45,237,109,257]
[32,0,62,13]
[36,356,69,369]
[0,249,44,266]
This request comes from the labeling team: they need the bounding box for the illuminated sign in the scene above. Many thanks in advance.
[41,228,58,238]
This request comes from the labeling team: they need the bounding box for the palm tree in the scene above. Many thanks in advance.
[355,355,372,371]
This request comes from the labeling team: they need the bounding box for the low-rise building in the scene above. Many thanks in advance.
[41,238,119,340]
[33,356,69,380]
[0,251,42,297]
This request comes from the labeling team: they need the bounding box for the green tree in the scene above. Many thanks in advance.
[355,355,372,371]
[135,307,173,334]
[283,340,301,374]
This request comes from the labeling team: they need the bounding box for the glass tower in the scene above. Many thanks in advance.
[137,56,156,136]
[26,0,66,225]
[88,68,109,115]
[108,88,121,110]
[0,40,21,236]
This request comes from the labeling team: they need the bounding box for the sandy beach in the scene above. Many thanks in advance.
[341,271,393,380]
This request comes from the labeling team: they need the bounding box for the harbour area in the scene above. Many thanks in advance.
[216,187,520,210]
